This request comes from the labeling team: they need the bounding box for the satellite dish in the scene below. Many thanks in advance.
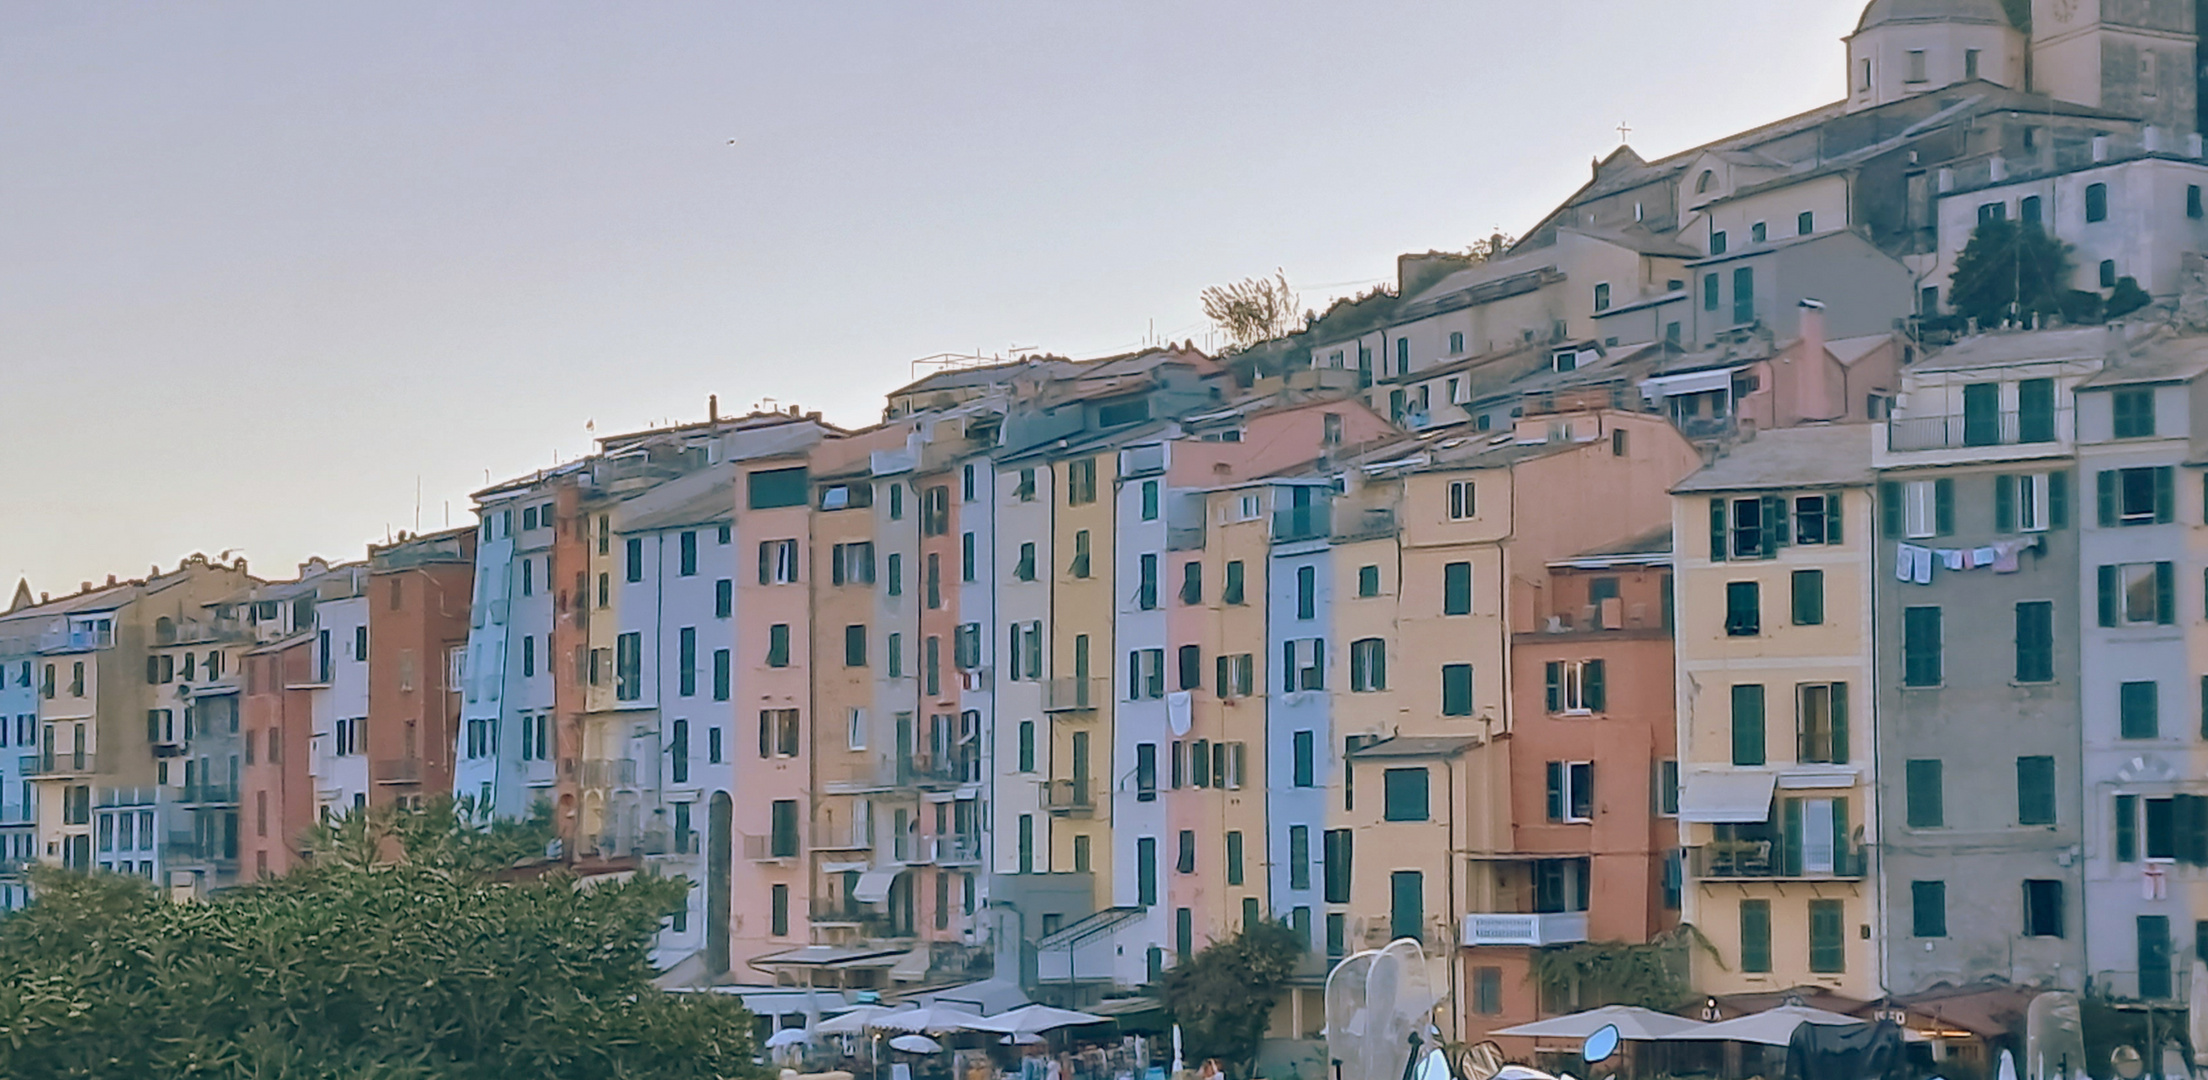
[1584,1025,1622,1064]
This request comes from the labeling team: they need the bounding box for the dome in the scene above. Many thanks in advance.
[1855,0,2013,31]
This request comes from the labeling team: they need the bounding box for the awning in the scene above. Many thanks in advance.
[1639,368,1737,399]
[1678,770,1778,823]
[852,868,902,904]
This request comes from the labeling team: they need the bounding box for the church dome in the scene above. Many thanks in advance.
[1855,0,2013,31]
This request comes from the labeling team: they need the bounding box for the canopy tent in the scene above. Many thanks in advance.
[765,1028,815,1049]
[871,1006,987,1034]
[1493,1005,1712,1041]
[967,1005,1109,1036]
[1693,1006,1866,1046]
[818,1006,899,1035]
[890,1034,944,1054]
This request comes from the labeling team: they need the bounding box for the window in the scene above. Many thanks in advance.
[961,532,976,582]
[1357,564,1380,598]
[715,579,733,618]
[1383,768,1429,822]
[1544,660,1606,713]
[1222,560,1245,605]
[1127,649,1164,700]
[2121,680,2160,739]
[2140,916,2173,999]
[759,710,800,759]
[1739,899,1772,973]
[1448,481,1475,520]
[2023,880,2065,938]
[2085,182,2109,223]
[1293,731,1315,788]
[1905,48,1927,82]
[833,542,876,585]
[1071,530,1091,578]
[1395,337,1409,373]
[749,467,808,510]
[1797,683,1847,764]
[677,627,696,695]
[1349,638,1387,692]
[1015,542,1036,582]
[1797,210,1815,235]
[615,632,642,701]
[1902,606,1942,687]
[2015,601,2054,682]
[1177,830,1196,874]
[1292,565,1316,620]
[758,539,798,584]
[2021,195,2042,225]
[2099,562,2175,626]
[1066,458,1097,505]
[1545,761,1594,822]
[1912,881,1947,937]
[2101,260,2118,289]
[1724,581,1760,637]
[1443,562,1472,615]
[2190,185,2204,220]
[1996,470,2066,531]
[886,553,903,596]
[1964,47,1980,79]
[921,484,950,535]
[1593,282,1611,312]
[1177,645,1202,692]
[767,624,791,668]
[1887,478,1953,539]
[769,799,799,857]
[1703,272,1720,311]
[926,553,941,608]
[1321,828,1350,903]
[1215,653,1253,699]
[1711,231,1728,256]
[1791,569,1824,626]
[1809,898,1846,973]
[1979,201,2007,225]
[2018,756,2056,825]
[1441,664,1474,717]
[1731,685,1766,766]
[1389,870,1423,941]
[1138,554,1158,610]
[844,625,867,668]
[2099,466,2173,526]
[1732,266,1754,325]
[624,538,644,583]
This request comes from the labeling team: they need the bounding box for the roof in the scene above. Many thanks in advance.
[1878,981,2039,1039]
[2080,333,2208,389]
[1914,326,2118,372]
[623,484,735,532]
[1856,0,2012,32]
[1709,988,1872,1021]
[1036,906,1147,950]
[748,945,910,968]
[1672,424,1875,494]
[1563,525,1673,563]
[1826,334,1892,367]
[1347,734,1480,760]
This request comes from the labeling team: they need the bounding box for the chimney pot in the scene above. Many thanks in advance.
[106,574,117,586]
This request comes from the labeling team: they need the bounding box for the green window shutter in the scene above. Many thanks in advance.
[2098,470,2118,527]
[1829,682,1849,765]
[1731,684,1766,766]
[1906,759,1944,827]
[1781,798,1804,877]
[1226,831,1244,887]
[2098,566,2119,627]
[2157,562,2176,624]
[1710,498,1729,561]
[1739,899,1772,973]
[1809,898,1846,973]
[2200,675,2208,740]
[1760,495,1784,556]
[1583,660,1606,712]
[1826,494,1844,543]
[1912,881,1948,937]
[1545,662,1562,712]
[1832,796,1851,872]
[1545,762,1565,821]
[1935,477,1955,536]
[2116,795,2138,862]
[2018,756,2055,825]
[1879,481,1902,538]
[1792,569,1824,626]
[2049,470,2069,528]
[2157,467,2176,524]
[1995,474,2017,532]
[1443,562,1472,615]
[1442,664,1473,716]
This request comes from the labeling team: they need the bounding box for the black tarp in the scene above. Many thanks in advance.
[1787,1020,1906,1080]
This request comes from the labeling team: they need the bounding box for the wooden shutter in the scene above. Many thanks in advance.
[2049,470,2069,528]
[1826,493,1844,543]
[1880,481,1902,538]
[2099,565,2119,627]
[1781,798,1805,877]
[1935,477,1955,536]
[1994,474,2016,532]
[2098,470,2118,527]
[1731,684,1766,766]
[1584,660,1606,712]
[1832,796,1852,872]
[1545,662,1562,712]
[2157,562,2176,625]
[1545,762,1565,821]
[1740,900,1772,973]
[2157,466,2177,524]
[1710,499,1728,561]
[1829,682,1849,765]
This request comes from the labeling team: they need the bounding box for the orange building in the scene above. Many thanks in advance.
[240,633,316,878]
[365,528,475,810]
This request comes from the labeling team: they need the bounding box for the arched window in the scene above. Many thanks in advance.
[1696,170,1716,195]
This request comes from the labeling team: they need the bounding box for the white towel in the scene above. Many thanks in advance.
[1940,549,1965,571]
[1166,691,1192,736]
[1912,545,1933,584]
[1972,546,1998,568]
[1896,544,1917,583]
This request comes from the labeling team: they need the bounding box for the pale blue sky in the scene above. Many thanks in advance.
[1,1,1862,592]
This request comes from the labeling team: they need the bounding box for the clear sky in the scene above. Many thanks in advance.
[1,1,1863,595]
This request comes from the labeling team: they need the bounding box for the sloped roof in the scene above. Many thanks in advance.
[1856,0,2011,32]
[1672,424,1875,493]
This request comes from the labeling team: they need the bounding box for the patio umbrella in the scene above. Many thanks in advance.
[874,1006,987,1034]
[1492,1005,1710,1042]
[819,1006,898,1035]
[765,1028,814,1049]
[891,1034,944,1054]
[969,1005,1110,1035]
[1001,1033,1046,1046]
[1691,1005,1863,1046]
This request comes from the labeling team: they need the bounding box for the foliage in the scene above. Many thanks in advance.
[0,800,762,1080]
[1525,926,1709,1013]
[2107,276,2153,319]
[1160,919,1306,1076]
[1947,218,2075,328]
[1201,270,1303,350]
[1467,232,1515,263]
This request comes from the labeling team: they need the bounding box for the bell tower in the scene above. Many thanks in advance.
[2030,0,2199,135]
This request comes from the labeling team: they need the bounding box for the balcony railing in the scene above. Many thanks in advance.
[1335,506,1399,541]
[813,823,872,850]
[179,782,237,806]
[22,753,99,777]
[927,834,983,865]
[1043,678,1107,713]
[1461,911,1589,948]
[372,758,423,785]
[1689,842,1866,881]
[899,754,979,788]
[579,758,637,790]
[162,833,237,865]
[1272,503,1332,543]
[742,832,801,862]
[1167,526,1206,551]
[1040,779,1095,817]
[1888,409,2066,452]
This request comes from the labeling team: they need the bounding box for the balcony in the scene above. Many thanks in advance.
[742,832,801,862]
[162,833,236,866]
[1461,911,1590,948]
[1334,506,1399,542]
[1040,779,1096,817]
[928,834,983,865]
[1272,503,1332,543]
[1167,526,1206,551]
[579,758,638,790]
[899,754,979,789]
[372,758,422,785]
[1044,678,1107,713]
[22,753,99,777]
[1689,841,1866,881]
[809,899,898,936]
[812,823,873,851]
[179,782,237,806]
[1888,409,2065,452]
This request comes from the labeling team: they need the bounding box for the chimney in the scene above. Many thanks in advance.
[106,574,117,587]
[1795,298,1834,421]
[708,394,719,423]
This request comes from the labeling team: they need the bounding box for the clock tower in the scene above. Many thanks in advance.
[2030,0,2199,135]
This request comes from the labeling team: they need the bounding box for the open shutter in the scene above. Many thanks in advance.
[1935,478,1955,536]
[1826,494,1844,543]
[1830,682,1849,765]
[1879,481,1902,538]
[1545,662,1562,712]
[2157,562,2177,625]
[2099,566,2119,627]
[1584,660,1606,712]
[1709,499,1728,561]
[2157,467,2176,524]
[1832,796,1851,873]
[2098,471,2118,527]
[1545,762,1565,821]
[2049,470,2069,528]
[1995,474,2016,532]
[1781,798,1805,877]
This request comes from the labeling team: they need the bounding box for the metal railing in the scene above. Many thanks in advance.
[928,834,983,865]
[1272,503,1332,543]
[1462,911,1589,947]
[22,753,99,777]
[812,823,872,850]
[1044,678,1107,712]
[1041,779,1095,816]
[1167,526,1206,551]
[372,758,422,784]
[1888,409,2066,451]
[179,782,237,805]
[579,758,637,789]
[742,832,800,861]
[1689,842,1866,881]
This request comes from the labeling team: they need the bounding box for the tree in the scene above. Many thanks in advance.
[1202,271,1302,350]
[0,801,763,1079]
[1947,218,2074,328]
[2107,275,2153,319]
[1467,232,1515,263]
[1160,920,1305,1077]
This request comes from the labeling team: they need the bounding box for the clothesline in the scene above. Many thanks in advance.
[1894,535,2042,583]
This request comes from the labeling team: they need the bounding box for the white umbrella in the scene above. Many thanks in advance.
[1172,1024,1184,1074]
[1002,1033,1046,1046]
[969,1005,1111,1035]
[766,1028,814,1049]
[1691,1005,1862,1046]
[874,1006,987,1034]
[820,1006,899,1035]
[1493,1005,1710,1042]
[1998,1049,2019,1080]
[891,1034,944,1054]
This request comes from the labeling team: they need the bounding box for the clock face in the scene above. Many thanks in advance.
[2052,0,2078,22]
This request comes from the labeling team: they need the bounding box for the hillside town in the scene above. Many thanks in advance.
[14,0,2208,1074]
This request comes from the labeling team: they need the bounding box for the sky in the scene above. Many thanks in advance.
[1,1,1865,595]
